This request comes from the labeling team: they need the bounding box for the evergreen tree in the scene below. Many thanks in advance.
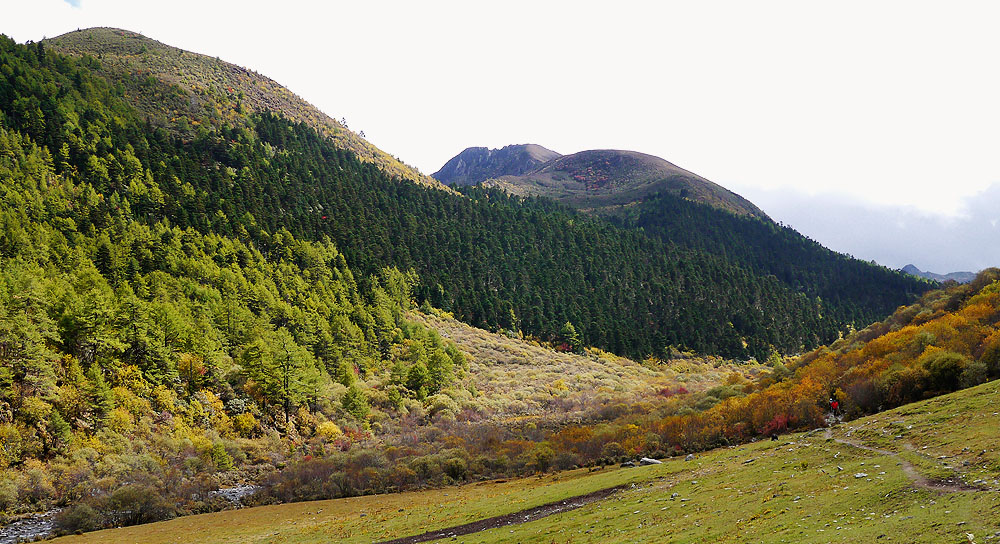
[341,384,369,421]
[559,321,582,353]
[85,363,113,425]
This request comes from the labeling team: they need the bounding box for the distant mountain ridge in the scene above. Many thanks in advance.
[431,145,929,335]
[435,145,766,218]
[902,264,976,284]
[433,144,561,186]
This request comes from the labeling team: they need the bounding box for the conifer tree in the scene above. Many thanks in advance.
[85,363,113,425]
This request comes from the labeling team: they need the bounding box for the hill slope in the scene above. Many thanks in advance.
[611,192,934,323]
[44,27,440,188]
[20,29,929,362]
[0,32,947,537]
[432,144,560,186]
[45,380,1000,543]
[407,310,761,426]
[435,145,931,332]
[39,271,1000,541]
[33,29,931,363]
[465,147,768,218]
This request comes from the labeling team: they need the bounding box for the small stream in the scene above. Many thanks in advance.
[0,510,59,544]
[211,484,260,504]
[0,485,258,542]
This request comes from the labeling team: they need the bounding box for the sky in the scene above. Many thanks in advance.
[5,0,1000,272]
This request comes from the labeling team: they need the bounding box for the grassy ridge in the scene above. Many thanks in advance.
[409,311,762,427]
[50,380,1000,543]
[44,28,440,188]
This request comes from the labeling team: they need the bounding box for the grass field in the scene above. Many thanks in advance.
[51,381,1000,544]
[409,311,761,426]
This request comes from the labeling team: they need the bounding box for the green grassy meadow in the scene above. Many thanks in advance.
[52,381,1000,544]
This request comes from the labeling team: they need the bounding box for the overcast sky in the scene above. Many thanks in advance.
[5,0,1000,272]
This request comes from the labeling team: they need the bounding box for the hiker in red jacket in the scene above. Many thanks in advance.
[829,398,840,417]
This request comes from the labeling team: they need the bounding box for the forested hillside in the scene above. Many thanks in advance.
[186,115,840,360]
[638,268,1000,452]
[14,30,932,362]
[45,27,439,188]
[0,34,471,526]
[0,30,981,538]
[436,144,930,350]
[611,192,928,317]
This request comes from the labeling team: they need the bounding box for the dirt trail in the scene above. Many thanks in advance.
[374,484,628,544]
[822,428,983,493]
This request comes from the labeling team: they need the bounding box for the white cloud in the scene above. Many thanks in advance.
[742,184,1000,272]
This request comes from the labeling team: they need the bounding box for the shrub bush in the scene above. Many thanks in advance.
[442,456,467,481]
[600,441,624,459]
[54,503,102,535]
[232,412,259,437]
[960,360,988,388]
[921,350,969,392]
[554,451,580,471]
[102,484,179,527]
[0,476,18,512]
[211,442,234,471]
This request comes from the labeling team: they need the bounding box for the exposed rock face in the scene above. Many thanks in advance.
[210,485,261,504]
[433,144,561,186]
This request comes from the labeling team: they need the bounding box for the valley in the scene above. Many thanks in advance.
[44,380,1000,543]
[0,24,996,544]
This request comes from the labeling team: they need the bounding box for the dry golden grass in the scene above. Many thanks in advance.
[409,311,762,426]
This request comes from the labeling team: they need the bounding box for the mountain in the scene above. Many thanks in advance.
[1,30,932,364]
[432,144,560,186]
[44,27,441,188]
[436,147,929,329]
[462,147,768,218]
[0,29,944,537]
[10,29,929,364]
[902,263,976,284]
